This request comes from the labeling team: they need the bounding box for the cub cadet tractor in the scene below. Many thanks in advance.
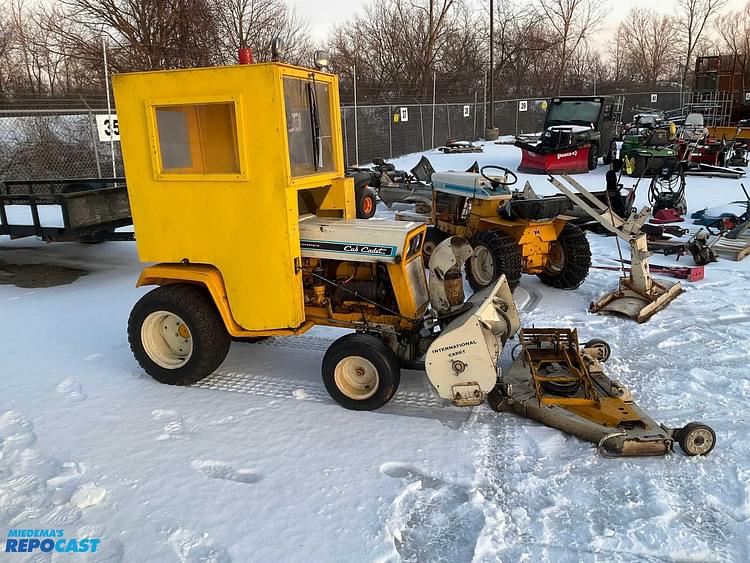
[425,166,591,292]
[112,58,714,457]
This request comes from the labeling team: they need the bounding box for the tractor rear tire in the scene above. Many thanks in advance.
[128,284,231,386]
[466,230,523,292]
[422,227,447,266]
[322,333,400,410]
[537,223,591,290]
[356,187,377,219]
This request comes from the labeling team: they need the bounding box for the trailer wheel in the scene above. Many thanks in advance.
[356,187,377,219]
[128,284,231,385]
[466,231,522,292]
[322,333,400,410]
[537,223,591,290]
[422,227,447,265]
[677,423,716,456]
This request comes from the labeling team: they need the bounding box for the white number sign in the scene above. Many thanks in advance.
[96,114,120,142]
[399,107,409,122]
[463,105,470,118]
[519,101,528,112]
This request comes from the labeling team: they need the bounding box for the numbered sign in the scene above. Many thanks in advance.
[399,107,409,122]
[650,94,658,104]
[519,100,528,112]
[463,105,470,118]
[96,114,120,142]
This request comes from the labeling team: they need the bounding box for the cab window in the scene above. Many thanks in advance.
[154,102,240,175]
[283,76,335,177]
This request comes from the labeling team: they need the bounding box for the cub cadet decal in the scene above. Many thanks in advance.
[301,240,397,257]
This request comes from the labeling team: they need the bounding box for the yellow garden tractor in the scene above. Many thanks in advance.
[111,57,714,457]
[425,166,591,292]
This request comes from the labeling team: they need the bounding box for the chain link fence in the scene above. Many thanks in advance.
[0,91,686,181]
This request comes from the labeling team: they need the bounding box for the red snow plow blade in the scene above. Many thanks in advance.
[516,141,591,174]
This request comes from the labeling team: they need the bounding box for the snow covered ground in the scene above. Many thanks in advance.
[1,141,749,562]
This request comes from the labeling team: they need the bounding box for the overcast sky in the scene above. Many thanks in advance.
[288,0,748,44]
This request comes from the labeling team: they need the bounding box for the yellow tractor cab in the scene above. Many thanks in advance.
[427,165,591,292]
[112,57,715,457]
[112,59,518,410]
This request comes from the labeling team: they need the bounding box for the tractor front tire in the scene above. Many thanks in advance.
[588,144,599,170]
[538,223,591,290]
[466,230,522,292]
[128,284,231,386]
[422,227,447,265]
[356,187,377,219]
[322,333,400,410]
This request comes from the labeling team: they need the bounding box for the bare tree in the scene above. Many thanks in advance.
[213,0,312,65]
[621,9,678,87]
[328,0,477,100]
[714,4,750,61]
[51,0,221,72]
[674,0,728,88]
[537,0,606,94]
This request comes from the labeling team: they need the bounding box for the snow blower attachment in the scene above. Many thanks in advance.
[488,328,716,457]
[549,175,683,322]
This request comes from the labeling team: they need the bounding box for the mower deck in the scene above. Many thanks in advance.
[491,328,680,457]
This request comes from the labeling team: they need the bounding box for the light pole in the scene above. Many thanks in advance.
[485,0,499,140]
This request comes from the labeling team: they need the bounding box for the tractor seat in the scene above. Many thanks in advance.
[500,195,572,221]
[645,130,669,147]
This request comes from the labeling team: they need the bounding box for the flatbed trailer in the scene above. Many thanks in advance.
[0,178,133,242]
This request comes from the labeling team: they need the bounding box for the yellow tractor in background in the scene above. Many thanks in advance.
[425,165,592,292]
[111,56,715,457]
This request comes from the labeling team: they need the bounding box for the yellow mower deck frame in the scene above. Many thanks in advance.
[114,62,359,334]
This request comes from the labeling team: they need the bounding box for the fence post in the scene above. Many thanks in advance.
[342,107,349,166]
[353,65,359,164]
[473,90,478,140]
[446,103,451,140]
[419,105,425,151]
[388,106,393,159]
[83,105,103,179]
[431,71,436,148]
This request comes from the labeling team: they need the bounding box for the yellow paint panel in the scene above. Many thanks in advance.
[113,63,345,331]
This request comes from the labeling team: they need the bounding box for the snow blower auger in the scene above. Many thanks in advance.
[487,328,716,457]
[548,175,683,322]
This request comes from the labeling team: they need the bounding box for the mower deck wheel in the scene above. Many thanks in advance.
[583,338,611,362]
[677,423,716,456]
[322,333,400,410]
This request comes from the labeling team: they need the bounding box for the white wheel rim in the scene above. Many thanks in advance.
[470,246,495,286]
[685,428,714,455]
[545,241,567,274]
[141,311,194,369]
[334,356,380,400]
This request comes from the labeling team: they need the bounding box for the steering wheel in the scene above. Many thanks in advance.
[480,165,518,189]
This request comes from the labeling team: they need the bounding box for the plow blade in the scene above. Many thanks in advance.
[425,275,520,406]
